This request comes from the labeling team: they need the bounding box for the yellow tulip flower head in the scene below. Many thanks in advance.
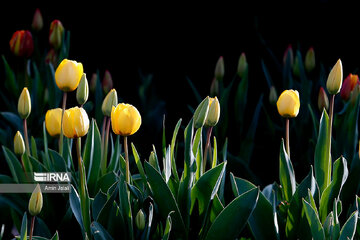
[55,59,84,92]
[28,184,43,216]
[276,89,300,118]
[18,87,31,119]
[45,108,62,137]
[111,103,142,136]
[62,107,89,138]
[14,131,25,156]
[204,97,220,127]
[326,59,343,95]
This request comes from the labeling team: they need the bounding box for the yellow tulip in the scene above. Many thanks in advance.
[55,59,84,92]
[45,108,62,137]
[18,87,31,119]
[14,131,25,156]
[326,59,343,95]
[111,103,141,136]
[276,89,300,118]
[62,107,89,138]
[28,184,43,216]
[205,97,220,127]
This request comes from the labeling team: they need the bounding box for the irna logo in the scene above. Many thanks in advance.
[34,172,71,182]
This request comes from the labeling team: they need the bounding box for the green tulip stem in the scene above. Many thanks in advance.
[285,118,290,158]
[102,117,111,174]
[203,126,213,174]
[329,94,335,151]
[23,119,31,156]
[29,215,35,240]
[124,136,130,184]
[59,92,67,156]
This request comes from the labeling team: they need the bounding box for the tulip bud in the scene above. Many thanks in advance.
[31,8,43,32]
[305,47,315,73]
[210,77,219,97]
[269,86,278,105]
[350,83,360,106]
[63,107,90,138]
[45,48,57,66]
[276,89,300,118]
[77,73,89,105]
[292,54,300,78]
[14,131,25,156]
[45,108,62,137]
[9,30,34,58]
[193,96,210,129]
[340,73,359,101]
[90,73,98,93]
[135,209,146,230]
[283,44,294,67]
[28,184,43,216]
[102,89,118,116]
[204,97,220,127]
[214,56,224,81]
[18,87,31,119]
[326,59,343,95]
[111,103,141,136]
[318,87,329,112]
[49,20,64,50]
[102,70,113,94]
[237,52,248,78]
[55,59,84,92]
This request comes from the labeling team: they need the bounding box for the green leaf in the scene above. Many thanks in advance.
[48,149,67,172]
[20,212,27,240]
[190,162,226,216]
[42,122,51,170]
[319,156,348,223]
[314,110,331,194]
[83,119,102,196]
[97,171,117,194]
[92,190,107,221]
[338,211,358,240]
[107,135,121,173]
[21,153,33,174]
[2,55,18,97]
[230,173,278,240]
[91,221,115,240]
[118,176,134,240]
[211,136,217,168]
[234,70,248,129]
[204,188,259,240]
[279,139,296,201]
[50,231,59,240]
[163,145,172,183]
[170,119,181,181]
[132,142,147,186]
[69,185,84,232]
[2,146,27,183]
[302,199,325,240]
[144,161,186,238]
[30,137,38,160]
[186,76,202,103]
[162,212,173,240]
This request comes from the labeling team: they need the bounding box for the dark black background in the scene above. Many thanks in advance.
[1,3,360,185]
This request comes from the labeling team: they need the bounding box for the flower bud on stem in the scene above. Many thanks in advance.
[29,216,35,240]
[59,92,67,156]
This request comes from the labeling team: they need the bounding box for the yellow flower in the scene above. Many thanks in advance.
[62,107,89,138]
[14,131,25,156]
[326,59,343,95]
[111,103,141,136]
[45,108,62,137]
[18,87,31,119]
[205,97,220,127]
[276,90,300,118]
[28,184,43,216]
[55,59,84,92]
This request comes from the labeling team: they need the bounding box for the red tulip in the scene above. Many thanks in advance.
[9,30,34,57]
[340,73,359,101]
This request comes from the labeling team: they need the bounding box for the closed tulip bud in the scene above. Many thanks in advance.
[90,73,98,93]
[45,108,62,137]
[269,86,278,105]
[14,131,25,156]
[111,103,141,136]
[76,73,89,105]
[350,83,360,106]
[237,52,248,78]
[62,107,90,138]
[305,47,315,73]
[318,87,329,112]
[28,184,43,216]
[340,73,359,101]
[102,70,113,94]
[9,30,34,58]
[326,59,343,95]
[210,77,219,97]
[135,210,146,230]
[55,59,84,92]
[276,89,300,118]
[102,89,118,117]
[283,44,294,67]
[49,20,64,50]
[18,87,31,119]
[45,48,57,66]
[32,8,43,32]
[214,56,225,81]
[193,96,210,129]
[205,97,220,127]
[292,55,300,78]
